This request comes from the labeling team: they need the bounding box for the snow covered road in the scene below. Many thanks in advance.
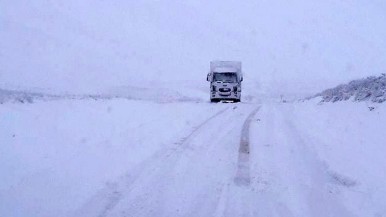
[249,102,386,217]
[73,104,261,217]
[1,99,386,217]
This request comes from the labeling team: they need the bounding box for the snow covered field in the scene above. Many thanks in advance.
[0,98,225,216]
[1,97,385,217]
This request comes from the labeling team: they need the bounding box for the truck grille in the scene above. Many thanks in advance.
[219,88,231,92]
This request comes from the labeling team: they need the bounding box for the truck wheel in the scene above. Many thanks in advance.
[211,99,219,103]
[234,99,240,103]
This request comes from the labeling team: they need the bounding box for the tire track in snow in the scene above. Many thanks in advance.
[214,106,260,217]
[279,106,354,217]
[175,106,230,146]
[234,107,260,186]
[111,106,242,217]
[72,106,230,217]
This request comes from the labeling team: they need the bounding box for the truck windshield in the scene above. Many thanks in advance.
[213,73,237,83]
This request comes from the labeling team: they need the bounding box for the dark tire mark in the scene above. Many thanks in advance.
[234,107,260,186]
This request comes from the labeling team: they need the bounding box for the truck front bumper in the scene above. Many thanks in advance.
[211,91,240,101]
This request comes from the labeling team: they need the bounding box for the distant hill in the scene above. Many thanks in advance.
[0,89,43,104]
[0,86,202,104]
[313,74,386,103]
[0,89,83,104]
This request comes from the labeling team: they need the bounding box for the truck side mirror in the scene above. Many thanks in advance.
[207,73,210,82]
[240,76,243,82]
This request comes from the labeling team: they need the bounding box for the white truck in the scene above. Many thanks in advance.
[207,61,243,102]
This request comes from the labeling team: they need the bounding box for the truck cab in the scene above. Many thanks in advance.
[207,61,243,102]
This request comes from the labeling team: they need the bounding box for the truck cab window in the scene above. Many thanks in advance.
[213,73,237,83]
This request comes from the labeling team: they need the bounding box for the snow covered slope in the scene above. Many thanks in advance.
[0,89,41,104]
[313,74,386,103]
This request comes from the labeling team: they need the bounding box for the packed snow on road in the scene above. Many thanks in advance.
[1,89,386,217]
[1,0,386,217]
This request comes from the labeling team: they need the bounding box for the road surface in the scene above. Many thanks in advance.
[71,103,357,217]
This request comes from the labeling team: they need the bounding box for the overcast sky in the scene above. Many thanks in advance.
[1,0,386,93]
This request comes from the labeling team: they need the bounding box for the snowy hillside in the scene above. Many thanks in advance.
[0,89,52,104]
[313,74,386,103]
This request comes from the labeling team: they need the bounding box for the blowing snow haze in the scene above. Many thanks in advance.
[1,0,386,94]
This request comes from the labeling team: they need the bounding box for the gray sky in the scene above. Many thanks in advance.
[1,0,386,94]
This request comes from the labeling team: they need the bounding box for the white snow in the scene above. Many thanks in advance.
[251,101,386,216]
[1,98,386,216]
[0,98,227,217]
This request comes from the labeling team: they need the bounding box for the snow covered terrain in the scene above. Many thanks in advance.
[253,100,386,216]
[1,95,386,217]
[0,81,207,105]
[313,74,386,103]
[0,97,222,217]
[0,89,42,104]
